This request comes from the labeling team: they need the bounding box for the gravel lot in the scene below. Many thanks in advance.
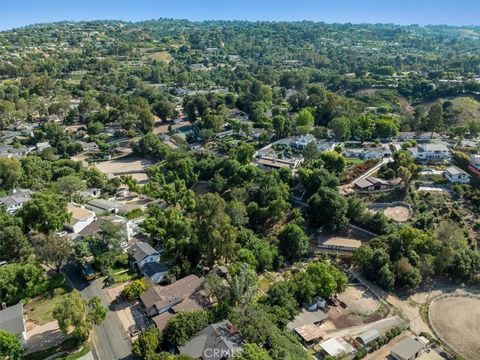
[429,296,480,360]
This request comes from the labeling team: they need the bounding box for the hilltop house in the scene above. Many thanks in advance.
[178,320,243,359]
[0,303,27,347]
[0,189,32,214]
[444,166,470,184]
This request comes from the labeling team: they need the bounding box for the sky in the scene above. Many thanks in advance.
[0,0,479,31]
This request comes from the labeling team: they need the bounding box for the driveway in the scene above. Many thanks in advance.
[26,321,66,353]
[63,264,134,360]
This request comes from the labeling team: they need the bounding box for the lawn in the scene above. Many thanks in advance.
[25,287,67,325]
[346,158,365,165]
[113,269,140,283]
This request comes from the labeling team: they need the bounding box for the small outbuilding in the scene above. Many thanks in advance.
[356,328,380,347]
[319,337,355,357]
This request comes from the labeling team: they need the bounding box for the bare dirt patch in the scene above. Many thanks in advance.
[337,285,380,315]
[368,204,411,222]
[94,156,153,176]
[429,296,480,360]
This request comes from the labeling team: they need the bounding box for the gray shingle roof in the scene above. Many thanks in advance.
[0,303,24,335]
[178,320,243,359]
[128,242,159,264]
[141,262,168,278]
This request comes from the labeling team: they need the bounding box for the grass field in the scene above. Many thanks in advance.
[25,288,67,325]
[346,158,365,166]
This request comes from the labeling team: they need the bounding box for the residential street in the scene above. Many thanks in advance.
[63,264,134,360]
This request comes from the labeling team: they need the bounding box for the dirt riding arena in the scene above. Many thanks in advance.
[429,295,480,360]
[94,156,152,176]
[367,202,411,222]
[337,285,380,315]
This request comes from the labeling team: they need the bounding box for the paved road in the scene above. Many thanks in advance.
[63,264,134,360]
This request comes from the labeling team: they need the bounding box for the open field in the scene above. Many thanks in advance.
[429,296,480,360]
[94,156,153,176]
[337,285,380,315]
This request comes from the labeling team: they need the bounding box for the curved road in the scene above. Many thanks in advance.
[63,264,134,360]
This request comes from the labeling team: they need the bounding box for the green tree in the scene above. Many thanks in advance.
[133,326,160,360]
[278,224,308,261]
[56,175,86,200]
[295,109,314,135]
[427,103,444,138]
[265,281,297,318]
[329,117,351,141]
[307,187,348,231]
[162,310,210,347]
[233,343,271,360]
[0,225,32,262]
[0,329,22,360]
[195,193,237,268]
[53,290,107,343]
[19,192,69,233]
[394,257,422,291]
[373,117,399,139]
[0,262,47,305]
[319,151,346,174]
[153,99,177,121]
[235,143,255,165]
[121,279,147,301]
[34,232,73,274]
[0,158,23,190]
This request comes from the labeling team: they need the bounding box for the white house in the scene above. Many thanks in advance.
[292,134,316,149]
[36,141,51,152]
[127,242,160,270]
[0,189,32,214]
[444,166,470,184]
[66,203,96,234]
[0,302,27,347]
[408,143,450,161]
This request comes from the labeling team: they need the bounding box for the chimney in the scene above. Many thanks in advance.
[1,302,6,310]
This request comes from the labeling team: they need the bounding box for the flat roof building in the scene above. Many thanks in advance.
[390,337,426,360]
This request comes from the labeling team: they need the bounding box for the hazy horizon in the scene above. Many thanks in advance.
[1,0,479,31]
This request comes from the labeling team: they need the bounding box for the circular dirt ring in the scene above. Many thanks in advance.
[382,206,411,222]
[429,296,480,360]
[368,203,411,222]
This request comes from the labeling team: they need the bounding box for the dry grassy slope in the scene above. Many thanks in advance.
[446,97,480,126]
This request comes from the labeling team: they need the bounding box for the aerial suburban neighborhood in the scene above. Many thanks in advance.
[0,2,480,360]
